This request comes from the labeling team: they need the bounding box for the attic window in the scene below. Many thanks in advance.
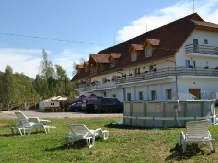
[110,63,115,68]
[145,48,152,57]
[131,53,136,61]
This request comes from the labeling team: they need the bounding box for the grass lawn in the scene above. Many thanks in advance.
[0,116,218,163]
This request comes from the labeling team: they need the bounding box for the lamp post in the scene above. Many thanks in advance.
[166,59,178,94]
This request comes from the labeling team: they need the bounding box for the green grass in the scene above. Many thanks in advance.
[0,116,218,163]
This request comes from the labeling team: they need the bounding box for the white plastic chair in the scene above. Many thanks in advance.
[179,120,215,153]
[11,110,55,135]
[66,124,109,148]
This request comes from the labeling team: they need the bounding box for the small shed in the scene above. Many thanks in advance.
[39,96,73,111]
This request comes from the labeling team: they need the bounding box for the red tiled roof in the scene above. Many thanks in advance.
[131,44,144,51]
[146,39,160,46]
[111,53,122,59]
[76,64,84,69]
[191,20,218,29]
[90,54,110,63]
[71,13,206,81]
[84,61,89,66]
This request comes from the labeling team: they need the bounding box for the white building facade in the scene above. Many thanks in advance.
[71,13,218,102]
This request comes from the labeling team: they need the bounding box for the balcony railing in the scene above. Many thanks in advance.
[185,44,218,55]
[116,67,218,84]
[75,67,218,91]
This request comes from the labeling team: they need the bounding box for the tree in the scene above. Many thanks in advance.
[72,58,86,76]
[39,49,54,79]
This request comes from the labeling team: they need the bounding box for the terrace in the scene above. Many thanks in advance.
[75,66,218,91]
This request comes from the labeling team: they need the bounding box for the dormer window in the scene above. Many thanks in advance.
[144,39,160,58]
[145,48,152,57]
[131,53,136,61]
[110,63,115,68]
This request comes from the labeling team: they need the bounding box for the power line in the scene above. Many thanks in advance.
[0,32,181,51]
[0,32,112,46]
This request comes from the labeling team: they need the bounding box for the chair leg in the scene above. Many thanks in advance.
[86,138,94,148]
[102,130,109,140]
[27,129,32,135]
[182,142,186,153]
[210,140,215,152]
[18,128,23,136]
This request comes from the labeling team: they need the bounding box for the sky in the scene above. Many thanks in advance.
[0,0,218,79]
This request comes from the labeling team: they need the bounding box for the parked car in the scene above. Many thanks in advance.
[93,97,123,113]
[66,102,82,112]
[82,98,98,113]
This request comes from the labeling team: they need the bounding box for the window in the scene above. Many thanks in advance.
[127,93,131,101]
[111,76,116,81]
[134,68,137,75]
[110,63,115,68]
[185,60,195,68]
[149,65,153,71]
[193,39,198,53]
[139,92,143,100]
[204,39,208,44]
[166,89,172,100]
[137,68,140,74]
[102,78,107,83]
[146,48,152,57]
[151,90,156,100]
[131,53,136,61]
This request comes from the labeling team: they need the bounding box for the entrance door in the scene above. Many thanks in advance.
[189,89,201,99]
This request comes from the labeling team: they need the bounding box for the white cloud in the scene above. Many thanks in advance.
[117,0,218,42]
[52,48,88,78]
[0,48,42,78]
[52,46,106,78]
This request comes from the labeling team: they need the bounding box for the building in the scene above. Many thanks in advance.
[71,13,218,102]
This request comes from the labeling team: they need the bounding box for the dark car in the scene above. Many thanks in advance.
[82,98,98,113]
[93,97,123,113]
[67,102,82,112]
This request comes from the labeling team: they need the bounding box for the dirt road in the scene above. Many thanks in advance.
[0,110,123,119]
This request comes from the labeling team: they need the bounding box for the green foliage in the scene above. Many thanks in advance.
[0,49,78,110]
[0,116,218,163]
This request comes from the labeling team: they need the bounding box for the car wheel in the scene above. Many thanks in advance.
[106,107,113,113]
[86,108,91,113]
[91,106,96,113]
[75,108,78,112]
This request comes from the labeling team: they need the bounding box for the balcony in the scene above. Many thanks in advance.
[185,44,218,55]
[75,81,117,91]
[75,67,218,91]
[116,67,218,84]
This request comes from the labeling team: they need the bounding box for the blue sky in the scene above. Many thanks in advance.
[0,0,218,78]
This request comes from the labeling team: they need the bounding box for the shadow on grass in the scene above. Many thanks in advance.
[165,143,213,161]
[45,138,100,151]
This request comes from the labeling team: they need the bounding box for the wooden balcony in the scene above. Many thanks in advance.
[185,44,218,55]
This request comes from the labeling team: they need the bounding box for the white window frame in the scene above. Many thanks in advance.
[166,89,172,100]
[151,90,156,100]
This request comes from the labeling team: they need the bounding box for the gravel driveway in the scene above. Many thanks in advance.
[0,110,123,119]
